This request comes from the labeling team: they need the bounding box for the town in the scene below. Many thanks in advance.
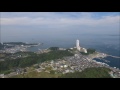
[0,40,120,78]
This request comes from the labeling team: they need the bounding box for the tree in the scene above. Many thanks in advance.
[49,47,59,50]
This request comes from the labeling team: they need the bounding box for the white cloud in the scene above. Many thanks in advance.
[1,13,119,27]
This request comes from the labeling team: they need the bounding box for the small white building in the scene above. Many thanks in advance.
[74,54,78,57]
[0,74,4,78]
[60,66,63,68]
[64,65,68,68]
[74,54,80,58]
[65,70,70,73]
[70,48,73,50]
[82,48,87,53]
[51,60,54,64]
[59,48,66,50]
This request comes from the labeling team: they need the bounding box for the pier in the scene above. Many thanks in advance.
[107,55,120,59]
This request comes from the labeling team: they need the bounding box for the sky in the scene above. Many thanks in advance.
[0,12,120,42]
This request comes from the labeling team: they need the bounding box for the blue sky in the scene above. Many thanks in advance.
[0,12,120,42]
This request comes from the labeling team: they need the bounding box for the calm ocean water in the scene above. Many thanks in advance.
[27,34,120,69]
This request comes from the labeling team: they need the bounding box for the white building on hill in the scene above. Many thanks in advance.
[76,39,87,53]
[82,48,87,53]
[76,39,81,51]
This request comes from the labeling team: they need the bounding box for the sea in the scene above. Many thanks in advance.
[27,34,120,69]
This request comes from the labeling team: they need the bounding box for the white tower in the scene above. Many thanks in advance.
[76,39,81,51]
[76,39,79,48]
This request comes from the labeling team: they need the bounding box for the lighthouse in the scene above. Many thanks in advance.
[76,39,81,51]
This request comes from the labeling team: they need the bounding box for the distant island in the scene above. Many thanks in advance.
[3,42,41,46]
[0,40,120,78]
[0,42,42,53]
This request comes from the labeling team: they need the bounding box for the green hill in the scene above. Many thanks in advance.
[11,67,111,78]
[60,67,111,78]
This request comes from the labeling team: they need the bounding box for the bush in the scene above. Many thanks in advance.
[81,48,96,55]
[49,47,59,50]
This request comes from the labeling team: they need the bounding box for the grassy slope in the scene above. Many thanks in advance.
[10,67,111,78]
[11,71,62,78]
[60,67,111,78]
